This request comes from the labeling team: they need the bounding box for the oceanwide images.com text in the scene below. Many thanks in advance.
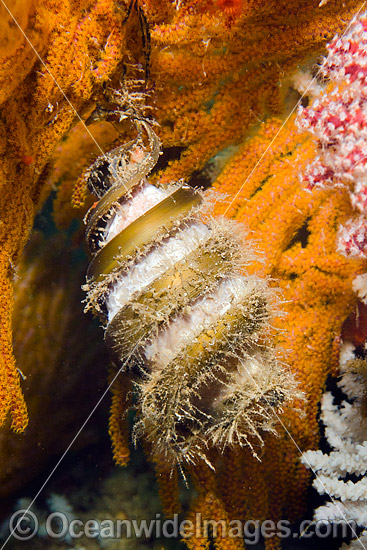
[4,510,357,544]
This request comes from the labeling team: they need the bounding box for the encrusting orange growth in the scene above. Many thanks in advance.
[146,0,365,185]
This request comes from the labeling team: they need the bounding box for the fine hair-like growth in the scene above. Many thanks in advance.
[82,102,297,467]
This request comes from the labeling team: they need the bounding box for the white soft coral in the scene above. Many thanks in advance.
[301,342,367,548]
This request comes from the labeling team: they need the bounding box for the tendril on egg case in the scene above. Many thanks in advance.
[82,116,296,467]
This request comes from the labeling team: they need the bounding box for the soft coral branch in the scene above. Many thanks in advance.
[297,10,367,258]
[0,0,131,431]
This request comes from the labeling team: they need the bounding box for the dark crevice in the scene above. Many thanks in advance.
[152,146,185,174]
[248,175,272,200]
[286,219,311,250]
[188,169,213,190]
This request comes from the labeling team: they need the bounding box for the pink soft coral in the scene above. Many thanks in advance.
[297,10,367,258]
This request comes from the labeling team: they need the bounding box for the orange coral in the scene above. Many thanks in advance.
[2,0,367,548]
[193,115,367,547]
[51,0,364,220]
[108,369,131,468]
[147,0,365,184]
[0,0,132,431]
